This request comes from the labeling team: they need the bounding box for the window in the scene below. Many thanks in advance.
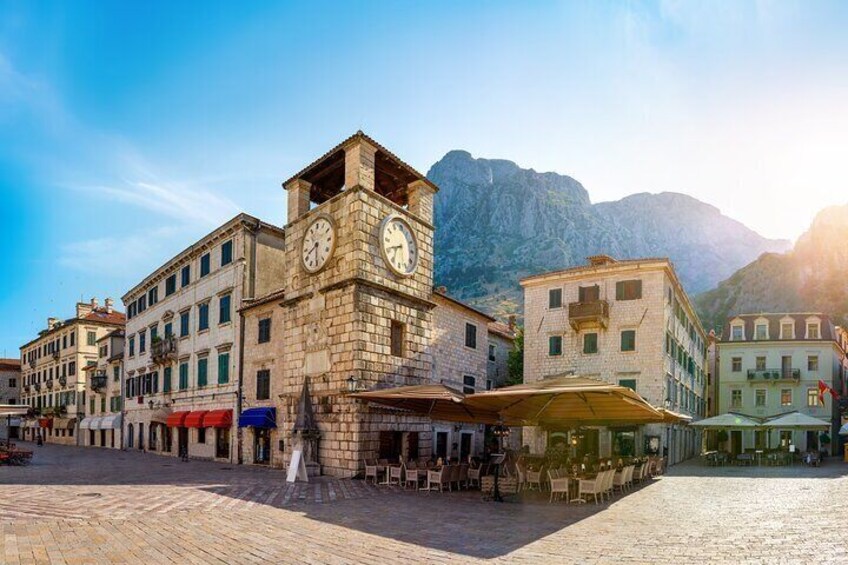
[200,253,211,277]
[62,335,67,349]
[755,324,767,340]
[486,379,493,390]
[548,336,563,356]
[139,330,146,354]
[781,389,792,406]
[163,322,173,338]
[87,331,96,346]
[258,318,272,344]
[731,357,742,372]
[615,279,642,301]
[9,378,16,388]
[181,265,191,287]
[150,325,158,342]
[755,389,766,407]
[219,295,231,324]
[180,311,190,337]
[165,275,177,296]
[69,361,76,375]
[731,325,744,341]
[755,356,766,371]
[148,286,159,306]
[128,337,135,357]
[462,375,476,395]
[548,288,562,309]
[163,367,172,393]
[808,356,819,371]
[731,390,742,408]
[807,388,820,407]
[578,285,600,302]
[138,295,147,313]
[198,428,206,444]
[781,322,793,339]
[221,240,233,266]
[256,369,270,400]
[465,323,477,349]
[619,379,637,391]
[197,357,208,388]
[807,323,820,339]
[488,344,496,361]
[198,303,210,331]
[113,365,120,382]
[620,330,636,352]
[390,321,404,357]
[179,362,189,390]
[583,333,598,354]
[218,352,230,384]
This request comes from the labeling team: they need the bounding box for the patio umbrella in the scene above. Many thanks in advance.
[463,375,664,427]
[689,413,762,429]
[350,384,503,424]
[762,412,830,430]
[657,408,692,424]
[0,405,29,448]
[839,423,848,436]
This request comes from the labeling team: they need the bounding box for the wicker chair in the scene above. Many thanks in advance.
[526,466,545,491]
[548,468,570,503]
[426,466,451,492]
[388,465,403,486]
[364,460,379,485]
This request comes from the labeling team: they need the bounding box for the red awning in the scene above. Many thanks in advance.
[38,418,52,428]
[202,409,233,428]
[184,411,209,428]
[165,411,191,428]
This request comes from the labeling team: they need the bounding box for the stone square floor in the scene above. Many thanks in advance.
[2,443,848,564]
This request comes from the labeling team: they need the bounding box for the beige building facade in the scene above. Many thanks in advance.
[19,299,125,445]
[716,313,848,455]
[79,330,124,449]
[521,255,707,465]
[0,358,22,440]
[121,214,285,463]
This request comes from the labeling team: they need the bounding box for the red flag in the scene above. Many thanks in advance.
[818,380,828,404]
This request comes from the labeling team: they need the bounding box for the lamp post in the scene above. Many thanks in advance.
[491,424,510,503]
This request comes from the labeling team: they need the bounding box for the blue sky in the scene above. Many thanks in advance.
[2,0,848,356]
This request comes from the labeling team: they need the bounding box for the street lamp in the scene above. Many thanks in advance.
[490,424,510,503]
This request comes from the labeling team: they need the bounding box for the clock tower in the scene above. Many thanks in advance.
[279,132,438,477]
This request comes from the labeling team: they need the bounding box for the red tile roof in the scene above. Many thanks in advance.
[488,322,516,341]
[83,308,126,325]
[0,358,21,371]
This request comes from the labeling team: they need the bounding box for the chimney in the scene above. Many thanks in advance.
[47,317,59,330]
[76,300,94,319]
[508,315,517,330]
[587,255,617,267]
[91,297,99,309]
[105,298,114,314]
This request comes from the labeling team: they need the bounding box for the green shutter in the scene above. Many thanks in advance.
[198,358,208,387]
[218,353,229,384]
[163,367,172,393]
[179,363,188,390]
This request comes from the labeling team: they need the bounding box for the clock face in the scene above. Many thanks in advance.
[301,215,336,273]
[380,215,419,276]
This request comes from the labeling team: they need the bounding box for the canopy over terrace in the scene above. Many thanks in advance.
[689,413,762,429]
[350,384,504,425]
[762,412,830,430]
[0,405,29,448]
[351,376,664,428]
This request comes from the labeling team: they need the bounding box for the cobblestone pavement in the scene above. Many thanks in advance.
[2,443,848,564]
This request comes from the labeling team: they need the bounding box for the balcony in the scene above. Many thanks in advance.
[58,375,67,387]
[24,384,31,394]
[28,358,36,369]
[90,372,108,392]
[46,379,54,390]
[34,383,41,392]
[747,368,801,382]
[568,300,610,331]
[52,350,60,360]
[152,336,178,365]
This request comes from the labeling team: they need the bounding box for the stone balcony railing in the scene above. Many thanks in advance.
[746,368,801,382]
[91,372,108,392]
[34,383,41,392]
[46,379,54,389]
[152,336,179,365]
[58,375,67,387]
[568,300,610,331]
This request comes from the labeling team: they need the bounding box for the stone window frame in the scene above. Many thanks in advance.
[780,388,792,406]
[755,388,767,407]
[806,387,820,407]
[464,323,478,350]
[582,332,599,355]
[779,317,795,340]
[730,322,745,341]
[548,288,563,309]
[805,317,821,340]
[730,389,742,408]
[620,329,636,352]
[808,355,819,372]
[755,356,766,371]
[754,318,769,340]
[548,335,563,356]
[731,357,742,372]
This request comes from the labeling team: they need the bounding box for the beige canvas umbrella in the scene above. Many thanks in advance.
[762,412,830,430]
[350,384,504,424]
[689,412,762,429]
[657,408,693,424]
[463,375,664,427]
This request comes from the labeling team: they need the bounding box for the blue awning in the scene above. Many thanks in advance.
[238,407,277,429]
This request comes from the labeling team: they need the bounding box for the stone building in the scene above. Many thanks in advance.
[487,319,516,390]
[0,358,22,441]
[520,255,707,465]
[238,132,515,477]
[716,313,848,455]
[121,213,285,463]
[79,330,124,449]
[19,299,125,444]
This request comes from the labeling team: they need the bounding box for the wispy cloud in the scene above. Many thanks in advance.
[59,226,186,275]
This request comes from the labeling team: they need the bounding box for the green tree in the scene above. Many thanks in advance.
[506,326,524,386]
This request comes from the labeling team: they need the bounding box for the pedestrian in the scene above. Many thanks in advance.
[36,432,43,447]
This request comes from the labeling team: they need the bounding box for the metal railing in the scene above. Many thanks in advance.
[746,368,801,381]
[152,336,178,364]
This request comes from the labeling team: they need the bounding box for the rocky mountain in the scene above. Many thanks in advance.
[695,205,848,331]
[427,150,790,319]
